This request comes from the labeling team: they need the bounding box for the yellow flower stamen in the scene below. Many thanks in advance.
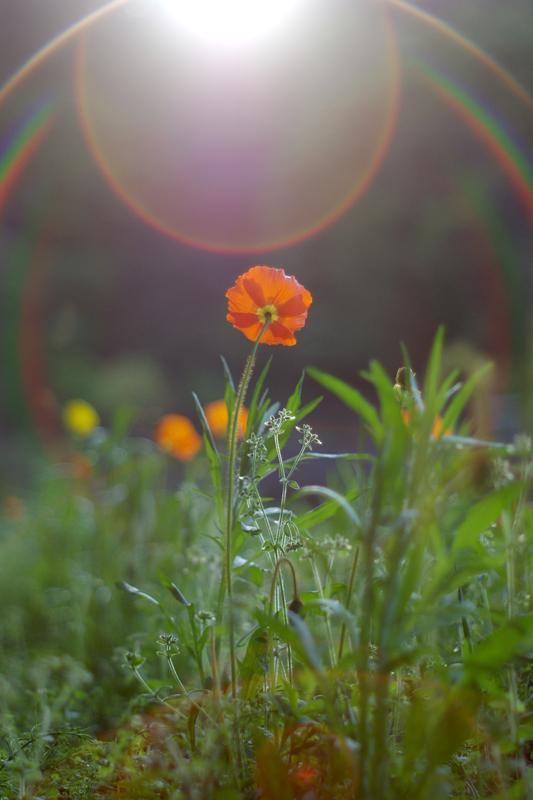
[256,304,278,324]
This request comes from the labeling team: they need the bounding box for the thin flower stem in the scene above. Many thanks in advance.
[275,438,307,546]
[132,668,187,720]
[210,625,221,702]
[268,557,299,701]
[285,445,307,483]
[310,555,337,670]
[338,545,359,661]
[166,655,216,724]
[225,316,271,700]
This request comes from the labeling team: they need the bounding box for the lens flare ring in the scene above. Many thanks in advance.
[74,0,401,253]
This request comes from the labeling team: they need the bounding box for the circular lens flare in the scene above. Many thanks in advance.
[164,0,302,44]
[76,0,400,252]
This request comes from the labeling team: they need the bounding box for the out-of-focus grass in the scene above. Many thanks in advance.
[0,424,218,733]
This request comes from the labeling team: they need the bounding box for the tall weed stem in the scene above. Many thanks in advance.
[225,317,270,699]
[309,555,337,669]
[268,557,299,688]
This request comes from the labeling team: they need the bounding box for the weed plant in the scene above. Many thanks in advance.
[2,281,533,798]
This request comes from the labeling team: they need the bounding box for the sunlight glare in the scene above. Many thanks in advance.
[164,0,301,43]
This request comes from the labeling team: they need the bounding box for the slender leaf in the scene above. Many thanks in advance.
[440,362,493,434]
[220,355,235,393]
[452,482,524,553]
[158,570,191,606]
[462,613,533,674]
[292,486,359,530]
[116,581,159,605]
[422,325,445,416]
[193,392,224,526]
[239,632,268,701]
[295,485,361,528]
[307,367,383,440]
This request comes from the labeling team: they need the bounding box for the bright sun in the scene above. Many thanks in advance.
[163,0,301,44]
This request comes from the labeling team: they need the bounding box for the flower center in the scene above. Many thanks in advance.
[256,304,278,324]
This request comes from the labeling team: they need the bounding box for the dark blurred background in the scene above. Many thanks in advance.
[1,0,533,483]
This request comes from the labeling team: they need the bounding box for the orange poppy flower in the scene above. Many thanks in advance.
[204,399,248,439]
[155,414,203,461]
[401,409,452,439]
[226,265,312,345]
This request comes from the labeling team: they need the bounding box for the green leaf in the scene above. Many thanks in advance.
[249,565,263,587]
[452,482,524,553]
[301,598,359,649]
[308,366,383,440]
[240,515,261,533]
[421,552,504,606]
[286,371,305,414]
[239,632,268,701]
[434,368,460,417]
[294,485,361,528]
[220,355,235,393]
[462,613,533,675]
[327,582,346,598]
[422,325,445,417]
[187,702,201,752]
[222,356,236,445]
[362,360,403,431]
[193,392,224,525]
[400,342,424,411]
[192,391,219,457]
[292,486,359,530]
[157,570,191,606]
[440,362,493,434]
[115,581,158,605]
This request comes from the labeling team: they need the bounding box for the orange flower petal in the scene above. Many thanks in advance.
[264,319,297,345]
[226,266,312,346]
[241,273,267,309]
[276,292,312,317]
[155,414,202,461]
[226,311,262,330]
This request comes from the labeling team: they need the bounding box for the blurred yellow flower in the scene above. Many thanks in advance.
[204,399,248,439]
[63,399,100,438]
[155,414,203,461]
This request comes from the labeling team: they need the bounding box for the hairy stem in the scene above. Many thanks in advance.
[225,316,270,699]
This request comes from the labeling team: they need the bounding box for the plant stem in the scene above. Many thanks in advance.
[338,545,359,661]
[225,317,271,700]
[310,555,337,670]
[268,557,299,728]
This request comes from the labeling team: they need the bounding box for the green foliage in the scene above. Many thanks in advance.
[4,333,533,798]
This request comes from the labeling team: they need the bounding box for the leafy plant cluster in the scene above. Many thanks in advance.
[2,331,533,798]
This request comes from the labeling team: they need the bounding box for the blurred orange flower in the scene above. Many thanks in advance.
[155,414,203,461]
[226,265,312,345]
[401,408,452,439]
[204,399,248,439]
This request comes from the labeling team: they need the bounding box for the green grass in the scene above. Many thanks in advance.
[2,335,533,799]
